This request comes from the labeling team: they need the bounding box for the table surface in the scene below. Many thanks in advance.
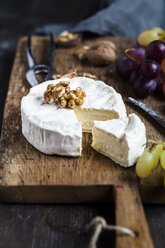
[0,0,165,247]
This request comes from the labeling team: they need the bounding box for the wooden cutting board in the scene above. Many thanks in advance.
[0,35,164,247]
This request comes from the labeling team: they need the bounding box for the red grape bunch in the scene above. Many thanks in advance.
[116,40,165,99]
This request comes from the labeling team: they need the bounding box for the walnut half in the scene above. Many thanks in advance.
[52,71,78,80]
[44,81,86,109]
[82,73,98,80]
[52,71,98,80]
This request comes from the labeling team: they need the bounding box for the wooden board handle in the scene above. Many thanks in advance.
[114,179,154,248]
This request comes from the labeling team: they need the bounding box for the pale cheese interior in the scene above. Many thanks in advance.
[91,126,129,166]
[74,108,119,133]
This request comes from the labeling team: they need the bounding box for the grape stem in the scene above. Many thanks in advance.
[124,48,141,65]
[149,143,156,152]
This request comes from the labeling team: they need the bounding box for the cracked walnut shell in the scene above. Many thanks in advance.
[44,81,86,109]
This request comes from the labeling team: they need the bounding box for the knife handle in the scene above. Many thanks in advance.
[144,108,165,129]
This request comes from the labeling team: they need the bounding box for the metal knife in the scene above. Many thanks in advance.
[128,97,165,129]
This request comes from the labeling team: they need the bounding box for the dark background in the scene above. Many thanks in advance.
[0,0,165,247]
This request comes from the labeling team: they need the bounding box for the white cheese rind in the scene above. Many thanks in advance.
[92,113,146,167]
[21,77,127,156]
[21,104,82,156]
[124,113,146,166]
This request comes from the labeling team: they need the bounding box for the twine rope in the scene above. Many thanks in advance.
[87,216,136,248]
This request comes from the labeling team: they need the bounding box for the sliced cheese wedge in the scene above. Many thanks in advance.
[91,113,146,167]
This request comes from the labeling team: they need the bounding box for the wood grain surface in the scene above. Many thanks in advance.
[0,35,165,247]
[0,1,165,246]
[0,202,116,248]
[0,36,164,203]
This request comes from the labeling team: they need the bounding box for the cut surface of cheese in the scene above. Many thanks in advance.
[21,76,126,156]
[91,113,146,167]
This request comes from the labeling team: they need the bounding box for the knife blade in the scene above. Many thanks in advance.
[26,68,39,87]
[128,97,165,129]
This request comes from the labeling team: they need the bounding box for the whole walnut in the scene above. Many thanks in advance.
[86,40,116,65]
[76,40,116,66]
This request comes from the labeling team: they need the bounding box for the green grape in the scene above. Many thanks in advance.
[155,144,164,157]
[136,148,159,178]
[152,27,164,33]
[138,29,165,46]
[151,148,159,169]
[160,150,165,170]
